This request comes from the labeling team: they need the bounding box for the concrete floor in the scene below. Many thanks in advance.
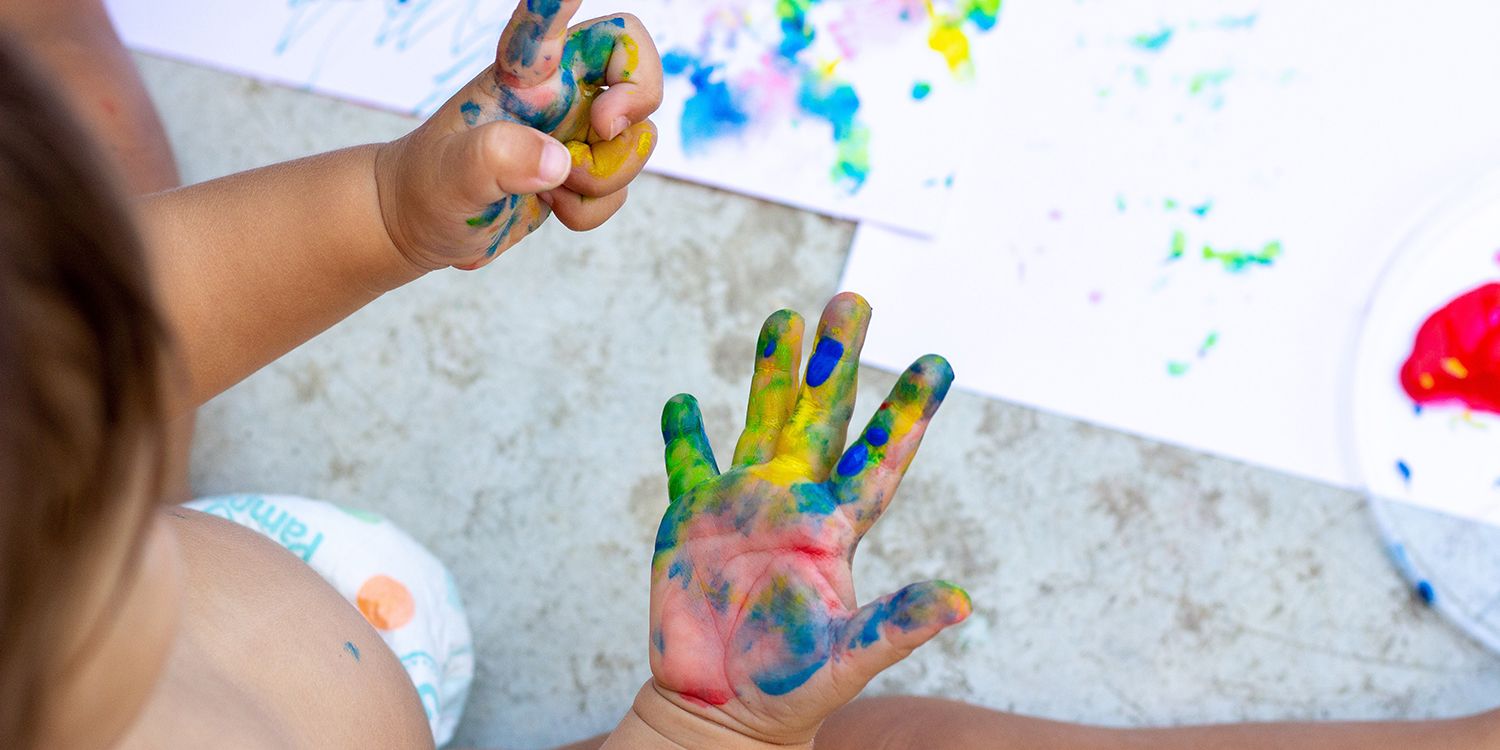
[138,55,1500,749]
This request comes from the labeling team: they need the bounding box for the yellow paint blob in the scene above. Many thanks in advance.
[635,128,655,157]
[1418,372,1435,390]
[926,1,972,72]
[1441,357,1469,379]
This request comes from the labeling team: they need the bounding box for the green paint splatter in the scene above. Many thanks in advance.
[1167,361,1191,377]
[1115,194,1127,211]
[1203,239,1282,272]
[1169,229,1186,260]
[1164,197,1180,210]
[1189,69,1232,95]
[1198,330,1219,356]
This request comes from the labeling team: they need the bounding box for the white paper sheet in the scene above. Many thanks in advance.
[103,0,1002,234]
[840,0,1500,498]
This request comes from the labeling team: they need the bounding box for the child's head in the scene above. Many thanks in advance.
[0,34,184,749]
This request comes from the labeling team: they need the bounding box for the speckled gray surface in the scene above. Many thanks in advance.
[137,54,1500,749]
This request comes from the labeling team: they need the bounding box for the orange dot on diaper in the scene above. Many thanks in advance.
[356,575,414,630]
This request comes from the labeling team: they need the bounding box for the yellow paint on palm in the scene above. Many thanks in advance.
[755,455,813,485]
[636,128,655,157]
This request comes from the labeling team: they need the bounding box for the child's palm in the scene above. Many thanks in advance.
[649,295,970,744]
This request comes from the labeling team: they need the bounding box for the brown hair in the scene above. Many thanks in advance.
[0,32,170,747]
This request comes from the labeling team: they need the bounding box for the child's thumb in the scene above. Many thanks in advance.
[446,121,572,202]
[833,581,971,688]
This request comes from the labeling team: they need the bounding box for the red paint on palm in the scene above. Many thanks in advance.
[1400,282,1500,415]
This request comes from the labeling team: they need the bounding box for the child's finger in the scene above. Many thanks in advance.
[831,354,953,534]
[450,120,572,201]
[731,310,805,468]
[540,184,628,231]
[496,0,585,88]
[563,119,657,197]
[564,13,665,140]
[662,394,719,501]
[773,292,871,481]
[832,581,971,694]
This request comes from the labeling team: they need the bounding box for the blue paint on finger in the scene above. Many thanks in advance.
[526,0,563,16]
[837,442,868,476]
[344,641,361,661]
[865,426,889,446]
[762,337,777,358]
[805,336,844,387]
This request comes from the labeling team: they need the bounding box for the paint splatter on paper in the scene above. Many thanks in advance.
[657,0,1001,195]
[104,0,1004,233]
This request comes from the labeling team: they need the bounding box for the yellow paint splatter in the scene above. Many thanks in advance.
[619,34,640,79]
[927,1,972,73]
[635,128,655,157]
[566,140,592,168]
[1441,357,1469,379]
[1419,372,1435,390]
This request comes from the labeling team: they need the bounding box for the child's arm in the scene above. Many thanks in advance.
[143,0,661,410]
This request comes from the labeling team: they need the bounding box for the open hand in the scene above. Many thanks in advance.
[376,0,662,271]
[648,293,971,746]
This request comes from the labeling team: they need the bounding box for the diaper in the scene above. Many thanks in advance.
[185,494,474,747]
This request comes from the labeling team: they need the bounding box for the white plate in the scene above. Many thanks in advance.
[1350,173,1500,653]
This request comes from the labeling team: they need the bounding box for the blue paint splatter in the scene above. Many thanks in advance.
[344,641,361,661]
[468,200,507,227]
[668,559,692,588]
[775,0,819,62]
[527,0,562,16]
[460,100,482,127]
[762,337,777,358]
[1132,27,1174,52]
[805,336,844,387]
[1396,459,1412,483]
[1415,579,1435,605]
[707,577,732,614]
[865,426,889,447]
[792,483,837,515]
[663,51,751,153]
[753,657,827,696]
[797,75,869,188]
[652,628,666,653]
[837,442,868,476]
[911,81,932,100]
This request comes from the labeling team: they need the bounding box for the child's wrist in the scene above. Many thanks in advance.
[363,141,436,285]
[604,682,815,750]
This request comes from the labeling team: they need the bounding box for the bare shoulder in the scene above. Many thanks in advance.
[129,508,435,749]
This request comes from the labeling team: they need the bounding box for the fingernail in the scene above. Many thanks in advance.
[611,116,631,139]
[539,140,570,184]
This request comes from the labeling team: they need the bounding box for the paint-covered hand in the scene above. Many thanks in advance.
[647,293,971,746]
[375,0,662,272]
